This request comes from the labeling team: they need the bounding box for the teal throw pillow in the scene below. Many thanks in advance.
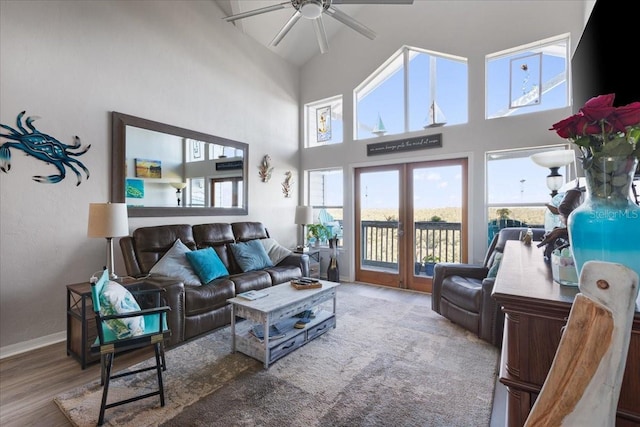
[487,252,503,279]
[230,240,274,272]
[186,247,229,284]
[93,270,145,339]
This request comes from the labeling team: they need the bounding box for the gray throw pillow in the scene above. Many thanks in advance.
[229,240,273,272]
[149,238,202,286]
[260,238,292,265]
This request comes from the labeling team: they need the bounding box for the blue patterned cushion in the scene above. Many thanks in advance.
[93,270,145,339]
[185,247,229,284]
[487,252,503,279]
[229,240,274,272]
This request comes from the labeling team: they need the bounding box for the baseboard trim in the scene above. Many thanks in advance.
[0,331,65,360]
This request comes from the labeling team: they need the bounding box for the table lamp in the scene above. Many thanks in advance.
[530,150,575,197]
[294,206,314,247]
[87,202,129,280]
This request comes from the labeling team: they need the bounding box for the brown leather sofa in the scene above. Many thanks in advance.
[431,227,545,347]
[120,221,308,347]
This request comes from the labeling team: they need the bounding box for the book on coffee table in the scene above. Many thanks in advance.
[237,290,269,301]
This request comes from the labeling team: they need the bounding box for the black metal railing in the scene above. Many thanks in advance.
[361,220,462,269]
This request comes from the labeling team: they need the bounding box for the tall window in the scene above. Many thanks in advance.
[355,46,468,140]
[308,168,344,243]
[304,95,343,148]
[486,145,573,243]
[486,34,570,119]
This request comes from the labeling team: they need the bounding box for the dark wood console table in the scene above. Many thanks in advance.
[492,241,640,427]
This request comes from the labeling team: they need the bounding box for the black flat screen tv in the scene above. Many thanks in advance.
[571,0,640,111]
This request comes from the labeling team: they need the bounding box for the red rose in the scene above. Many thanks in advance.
[580,94,616,123]
[614,102,640,128]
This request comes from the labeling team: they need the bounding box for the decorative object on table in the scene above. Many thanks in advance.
[281,171,293,197]
[550,94,640,279]
[258,155,273,182]
[306,223,331,247]
[422,254,440,276]
[0,111,90,185]
[327,235,339,282]
[521,227,533,246]
[135,158,162,178]
[524,261,639,427]
[169,182,187,206]
[550,247,579,286]
[530,149,575,197]
[294,206,314,247]
[87,203,129,280]
[125,178,144,198]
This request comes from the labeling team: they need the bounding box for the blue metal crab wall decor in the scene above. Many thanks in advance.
[0,111,90,185]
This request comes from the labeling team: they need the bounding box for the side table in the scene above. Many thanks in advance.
[66,278,145,369]
[295,249,320,279]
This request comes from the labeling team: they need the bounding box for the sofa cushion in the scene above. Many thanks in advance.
[186,247,229,284]
[149,239,202,286]
[184,278,235,316]
[229,240,273,272]
[260,238,292,265]
[441,275,483,313]
[265,265,302,284]
[487,252,503,279]
[229,270,272,295]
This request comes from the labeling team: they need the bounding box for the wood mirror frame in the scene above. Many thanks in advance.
[111,112,249,217]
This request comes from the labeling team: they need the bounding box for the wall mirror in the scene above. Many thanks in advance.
[111,112,248,217]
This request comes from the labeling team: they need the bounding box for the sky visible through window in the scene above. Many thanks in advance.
[354,39,568,210]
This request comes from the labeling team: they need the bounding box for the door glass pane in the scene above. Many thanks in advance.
[359,170,399,273]
[413,164,463,277]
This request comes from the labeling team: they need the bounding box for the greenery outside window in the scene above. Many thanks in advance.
[355,45,468,140]
[486,34,570,119]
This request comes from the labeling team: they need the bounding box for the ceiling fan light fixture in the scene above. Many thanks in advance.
[300,0,324,19]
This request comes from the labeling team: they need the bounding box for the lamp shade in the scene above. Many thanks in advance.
[530,150,575,168]
[87,203,129,238]
[169,182,187,190]
[294,206,314,225]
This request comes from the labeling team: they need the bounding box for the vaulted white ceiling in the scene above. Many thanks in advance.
[215,0,413,67]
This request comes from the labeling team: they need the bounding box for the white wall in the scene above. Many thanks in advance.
[0,0,300,353]
[298,1,588,276]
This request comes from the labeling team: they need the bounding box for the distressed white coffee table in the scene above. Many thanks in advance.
[228,280,339,368]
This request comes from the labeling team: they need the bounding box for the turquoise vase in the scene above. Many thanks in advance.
[568,156,640,281]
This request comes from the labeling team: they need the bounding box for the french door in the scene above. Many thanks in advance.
[354,159,467,292]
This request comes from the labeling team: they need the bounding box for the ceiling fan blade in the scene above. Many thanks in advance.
[325,6,376,40]
[312,17,329,54]
[332,0,414,4]
[224,1,290,22]
[271,12,303,47]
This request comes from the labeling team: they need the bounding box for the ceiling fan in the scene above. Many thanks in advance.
[223,0,414,54]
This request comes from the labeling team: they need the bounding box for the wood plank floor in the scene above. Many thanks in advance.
[0,282,504,426]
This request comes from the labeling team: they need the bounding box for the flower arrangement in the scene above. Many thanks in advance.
[549,94,640,168]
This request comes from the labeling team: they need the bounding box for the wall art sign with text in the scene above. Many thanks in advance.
[366,133,442,156]
[216,160,243,171]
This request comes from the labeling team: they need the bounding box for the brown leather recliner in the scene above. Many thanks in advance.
[431,227,545,347]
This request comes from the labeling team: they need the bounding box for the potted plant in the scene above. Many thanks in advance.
[423,254,440,276]
[306,224,331,247]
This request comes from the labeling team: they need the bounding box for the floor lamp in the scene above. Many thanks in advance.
[88,202,130,280]
[294,206,314,248]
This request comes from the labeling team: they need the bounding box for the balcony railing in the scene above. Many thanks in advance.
[361,220,462,269]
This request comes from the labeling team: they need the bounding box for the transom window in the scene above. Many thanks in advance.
[354,46,468,140]
[486,34,570,119]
